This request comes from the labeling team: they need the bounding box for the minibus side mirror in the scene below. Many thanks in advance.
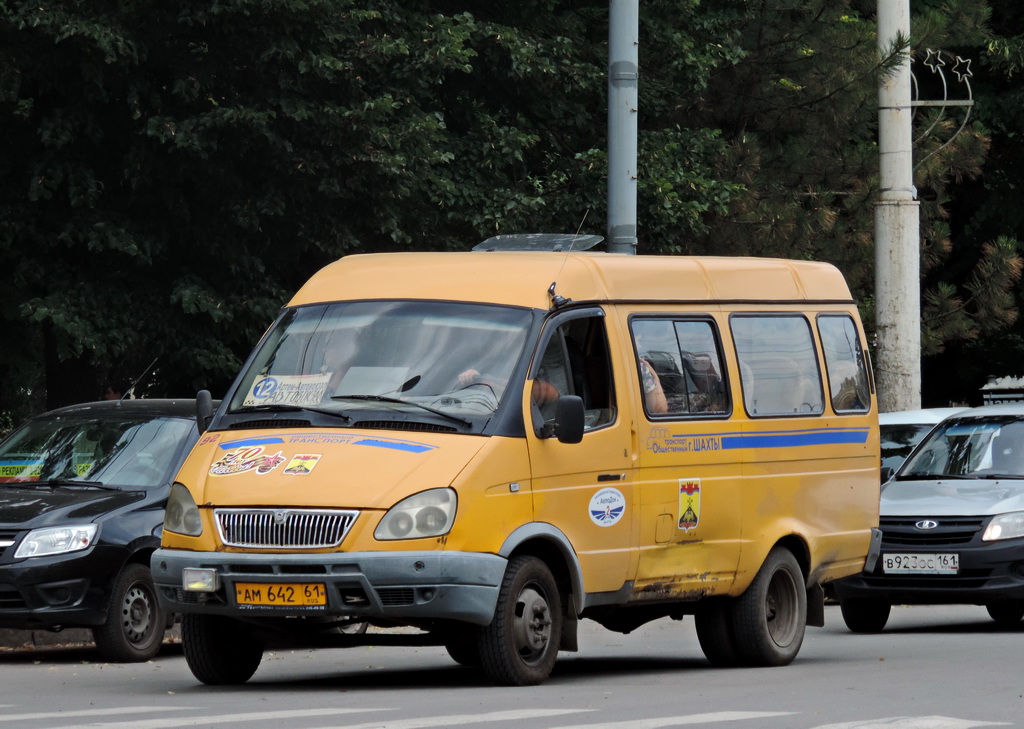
[195,389,214,435]
[554,395,585,444]
[880,465,894,484]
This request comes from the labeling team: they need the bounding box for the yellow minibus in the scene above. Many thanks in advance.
[153,234,880,686]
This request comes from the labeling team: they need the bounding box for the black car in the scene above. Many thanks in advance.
[0,399,208,660]
[835,404,1024,632]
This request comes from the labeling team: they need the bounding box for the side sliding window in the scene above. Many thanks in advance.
[631,317,730,418]
[731,315,824,417]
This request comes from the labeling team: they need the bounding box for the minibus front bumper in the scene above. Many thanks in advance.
[151,548,506,625]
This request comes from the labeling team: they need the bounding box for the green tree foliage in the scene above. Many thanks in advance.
[0,0,1020,420]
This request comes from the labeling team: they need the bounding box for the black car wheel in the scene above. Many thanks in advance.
[839,597,891,633]
[986,601,1024,625]
[92,563,165,662]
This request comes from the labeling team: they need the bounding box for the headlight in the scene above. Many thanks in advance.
[983,512,1024,542]
[15,524,98,558]
[374,488,457,541]
[164,482,203,536]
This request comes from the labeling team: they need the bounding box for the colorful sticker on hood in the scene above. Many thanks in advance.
[678,478,700,531]
[589,487,626,527]
[283,454,321,475]
[209,446,286,477]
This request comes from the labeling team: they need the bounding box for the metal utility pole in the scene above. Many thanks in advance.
[607,0,639,255]
[875,0,921,412]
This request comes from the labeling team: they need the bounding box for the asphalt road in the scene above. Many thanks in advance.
[0,604,1020,729]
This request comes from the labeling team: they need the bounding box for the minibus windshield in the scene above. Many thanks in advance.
[228,301,532,422]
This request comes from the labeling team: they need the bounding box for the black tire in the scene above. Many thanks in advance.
[182,614,264,685]
[986,601,1024,625]
[91,563,165,662]
[732,547,806,666]
[694,599,742,667]
[478,555,562,686]
[840,597,891,633]
[443,627,483,667]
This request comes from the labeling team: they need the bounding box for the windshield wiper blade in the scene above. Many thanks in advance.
[233,403,351,422]
[331,395,472,428]
[40,479,117,490]
[975,473,1024,480]
[897,473,973,480]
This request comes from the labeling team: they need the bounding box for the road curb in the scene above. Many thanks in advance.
[0,625,181,651]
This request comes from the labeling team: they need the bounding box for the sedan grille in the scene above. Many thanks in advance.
[879,516,985,546]
[215,508,358,549]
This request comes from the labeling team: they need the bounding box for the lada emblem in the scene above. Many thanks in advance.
[915,519,939,530]
[273,510,289,525]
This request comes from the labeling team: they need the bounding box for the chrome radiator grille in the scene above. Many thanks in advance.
[215,508,358,549]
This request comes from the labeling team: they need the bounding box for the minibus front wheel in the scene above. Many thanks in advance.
[732,547,806,666]
[478,555,562,686]
[182,614,265,685]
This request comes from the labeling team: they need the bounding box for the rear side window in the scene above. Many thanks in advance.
[630,318,729,418]
[731,315,824,417]
[817,314,871,413]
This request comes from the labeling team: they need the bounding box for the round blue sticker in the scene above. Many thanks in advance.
[588,487,626,527]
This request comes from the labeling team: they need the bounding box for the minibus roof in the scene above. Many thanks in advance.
[288,252,854,310]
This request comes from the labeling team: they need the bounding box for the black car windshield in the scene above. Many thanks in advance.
[880,423,936,472]
[900,416,1024,479]
[228,301,533,422]
[0,412,194,488]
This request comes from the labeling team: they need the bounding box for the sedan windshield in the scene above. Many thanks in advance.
[229,301,533,422]
[900,416,1024,479]
[0,413,194,488]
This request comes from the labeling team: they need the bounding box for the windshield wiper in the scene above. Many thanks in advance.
[897,473,973,480]
[331,395,472,428]
[39,478,118,491]
[233,403,351,422]
[975,473,1024,480]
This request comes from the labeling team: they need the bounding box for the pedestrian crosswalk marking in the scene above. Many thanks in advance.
[55,707,387,729]
[0,707,186,723]
[811,717,1010,729]
[546,711,798,729]
[305,709,592,729]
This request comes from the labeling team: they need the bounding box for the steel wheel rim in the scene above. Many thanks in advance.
[122,582,156,645]
[511,584,552,665]
[765,569,799,647]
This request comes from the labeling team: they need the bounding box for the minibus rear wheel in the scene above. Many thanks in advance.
[732,547,806,666]
[182,614,264,685]
[694,598,741,667]
[478,555,562,685]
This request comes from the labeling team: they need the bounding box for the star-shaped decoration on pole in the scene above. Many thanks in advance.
[923,48,945,73]
[951,56,973,82]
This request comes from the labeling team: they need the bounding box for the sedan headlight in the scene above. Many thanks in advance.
[374,488,457,541]
[982,512,1024,541]
[164,482,203,536]
[15,524,98,558]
